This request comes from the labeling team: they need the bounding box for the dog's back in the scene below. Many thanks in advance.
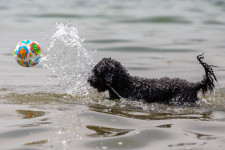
[127,76,198,104]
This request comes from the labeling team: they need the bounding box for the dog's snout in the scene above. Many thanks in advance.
[88,74,97,86]
[88,75,94,83]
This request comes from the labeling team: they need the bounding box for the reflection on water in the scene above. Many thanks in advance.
[1,92,81,105]
[19,121,52,128]
[157,124,173,128]
[88,103,213,121]
[186,130,217,140]
[167,130,218,148]
[86,129,171,150]
[86,125,133,137]
[168,142,196,147]
[25,139,49,145]
[16,110,46,119]
[16,109,51,128]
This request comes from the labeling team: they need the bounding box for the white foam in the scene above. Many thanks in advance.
[40,22,95,96]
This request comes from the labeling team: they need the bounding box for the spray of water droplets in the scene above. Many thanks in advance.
[40,22,95,96]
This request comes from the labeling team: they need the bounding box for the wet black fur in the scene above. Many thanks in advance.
[88,54,217,105]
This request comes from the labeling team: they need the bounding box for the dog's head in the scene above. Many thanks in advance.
[88,58,129,92]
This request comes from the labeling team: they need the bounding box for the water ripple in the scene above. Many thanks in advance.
[99,46,196,53]
[87,39,131,44]
[86,125,134,138]
[86,129,171,149]
[32,13,85,18]
[119,16,192,24]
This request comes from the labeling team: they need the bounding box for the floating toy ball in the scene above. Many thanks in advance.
[14,40,41,67]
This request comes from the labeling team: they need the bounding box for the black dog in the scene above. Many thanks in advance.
[88,54,217,105]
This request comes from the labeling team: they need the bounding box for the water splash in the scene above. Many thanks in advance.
[40,22,95,96]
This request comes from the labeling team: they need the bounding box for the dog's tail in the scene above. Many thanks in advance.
[195,53,217,94]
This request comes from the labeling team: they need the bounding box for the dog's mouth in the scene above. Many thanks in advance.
[87,75,107,92]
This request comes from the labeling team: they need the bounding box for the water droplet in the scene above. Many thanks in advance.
[58,131,62,135]
[40,22,95,96]
[101,146,108,149]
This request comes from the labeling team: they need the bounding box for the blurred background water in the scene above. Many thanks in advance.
[0,0,225,150]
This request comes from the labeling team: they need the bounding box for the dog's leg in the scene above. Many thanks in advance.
[106,83,121,99]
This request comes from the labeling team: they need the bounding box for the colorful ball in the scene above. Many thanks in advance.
[14,40,41,67]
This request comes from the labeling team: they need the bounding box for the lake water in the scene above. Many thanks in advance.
[1,0,225,149]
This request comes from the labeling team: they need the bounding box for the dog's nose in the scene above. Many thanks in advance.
[87,75,95,85]
[87,76,92,83]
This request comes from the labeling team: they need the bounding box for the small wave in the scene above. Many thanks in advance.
[1,92,74,105]
[25,13,108,19]
[0,6,8,10]
[203,20,225,25]
[98,46,196,53]
[32,13,85,19]
[119,16,192,24]
[87,39,131,44]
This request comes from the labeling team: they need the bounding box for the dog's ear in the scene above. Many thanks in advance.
[105,62,117,84]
